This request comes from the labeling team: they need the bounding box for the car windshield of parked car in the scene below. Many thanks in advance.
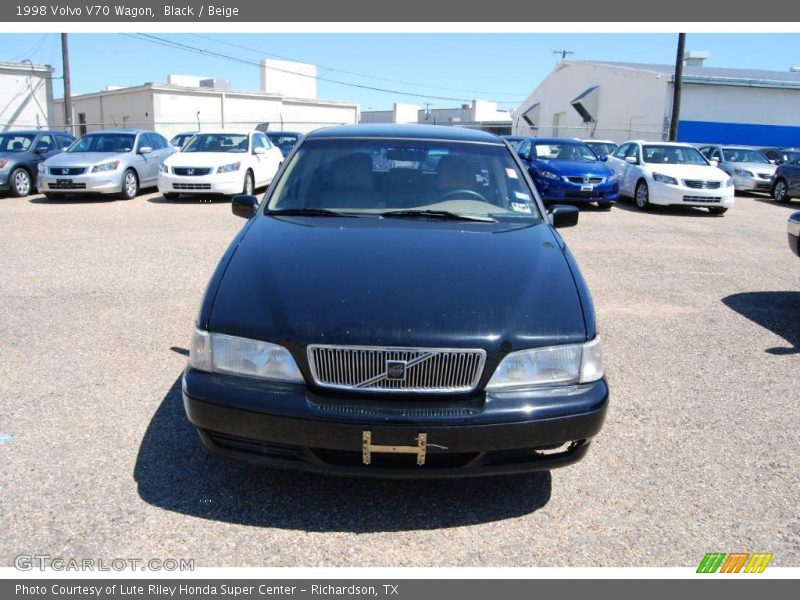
[267,138,542,221]
[171,134,194,147]
[0,134,36,152]
[642,145,708,165]
[784,150,800,163]
[586,142,616,157]
[723,148,769,163]
[68,133,135,153]
[533,142,597,162]
[267,134,299,146]
[182,133,248,153]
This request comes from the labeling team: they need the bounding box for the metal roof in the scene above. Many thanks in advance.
[581,60,800,89]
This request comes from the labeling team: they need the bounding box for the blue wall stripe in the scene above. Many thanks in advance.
[678,120,800,147]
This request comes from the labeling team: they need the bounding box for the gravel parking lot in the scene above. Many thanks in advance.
[1,190,798,567]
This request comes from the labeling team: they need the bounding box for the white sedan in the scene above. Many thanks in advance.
[607,141,735,214]
[158,130,283,199]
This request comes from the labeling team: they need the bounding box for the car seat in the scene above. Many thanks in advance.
[436,155,477,194]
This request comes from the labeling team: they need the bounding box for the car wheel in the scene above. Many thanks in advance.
[44,192,65,200]
[243,170,255,196]
[597,201,612,211]
[119,169,139,200]
[773,179,790,203]
[635,180,650,210]
[163,192,179,200]
[708,206,728,215]
[10,168,32,197]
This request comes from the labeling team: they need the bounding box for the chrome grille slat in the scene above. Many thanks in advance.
[307,345,486,393]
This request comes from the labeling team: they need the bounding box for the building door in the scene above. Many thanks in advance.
[78,113,87,135]
[552,112,566,137]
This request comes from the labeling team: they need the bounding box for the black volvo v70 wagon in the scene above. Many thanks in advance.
[183,124,608,478]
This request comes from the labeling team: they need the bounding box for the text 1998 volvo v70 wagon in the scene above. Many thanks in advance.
[183,124,609,478]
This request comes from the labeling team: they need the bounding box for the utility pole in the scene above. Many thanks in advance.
[61,33,73,135]
[553,50,574,62]
[669,33,686,141]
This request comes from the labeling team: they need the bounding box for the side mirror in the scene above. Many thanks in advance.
[34,144,50,154]
[709,159,719,167]
[548,204,579,228]
[253,146,267,155]
[769,159,776,164]
[232,194,259,219]
[516,149,530,161]
[625,156,638,165]
[138,146,153,155]
[600,155,608,162]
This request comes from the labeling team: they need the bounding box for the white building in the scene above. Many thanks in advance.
[513,53,800,146]
[0,60,55,132]
[51,62,359,138]
[361,100,512,134]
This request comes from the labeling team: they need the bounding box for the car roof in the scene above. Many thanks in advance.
[625,140,698,148]
[306,124,503,144]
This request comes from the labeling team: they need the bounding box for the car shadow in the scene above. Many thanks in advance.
[28,193,117,204]
[722,292,800,355]
[147,195,233,205]
[746,195,799,209]
[134,369,552,533]
[613,200,721,217]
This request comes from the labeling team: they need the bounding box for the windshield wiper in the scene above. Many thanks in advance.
[380,209,496,223]
[267,208,361,218]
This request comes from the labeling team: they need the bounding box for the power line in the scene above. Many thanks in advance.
[187,33,525,100]
[122,33,524,105]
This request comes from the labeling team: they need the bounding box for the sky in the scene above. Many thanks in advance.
[2,33,799,110]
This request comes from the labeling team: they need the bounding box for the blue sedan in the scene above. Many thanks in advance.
[516,137,619,210]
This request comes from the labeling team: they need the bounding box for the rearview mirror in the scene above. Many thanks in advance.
[232,194,259,219]
[138,146,153,155]
[625,156,638,165]
[548,204,579,228]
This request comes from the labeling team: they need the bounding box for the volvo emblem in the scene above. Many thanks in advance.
[186,168,195,176]
[386,360,407,381]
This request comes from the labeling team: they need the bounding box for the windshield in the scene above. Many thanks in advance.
[722,148,769,163]
[183,133,248,153]
[585,142,616,157]
[170,134,194,147]
[267,134,299,146]
[642,145,709,165]
[267,138,542,221]
[533,142,597,162]
[783,150,800,163]
[68,133,135,153]
[0,134,36,153]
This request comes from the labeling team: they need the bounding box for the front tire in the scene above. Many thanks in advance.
[10,168,32,197]
[708,206,728,215]
[773,179,790,203]
[635,180,651,211]
[118,169,139,200]
[243,170,255,196]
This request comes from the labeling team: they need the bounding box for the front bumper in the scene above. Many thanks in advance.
[649,181,735,208]
[182,367,609,478]
[536,179,620,204]
[158,172,243,196]
[789,212,800,258]
[37,171,123,194]
[734,175,773,192]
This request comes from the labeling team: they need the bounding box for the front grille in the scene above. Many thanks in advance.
[566,176,604,184]
[173,167,212,176]
[172,183,211,190]
[683,195,721,203]
[49,167,86,176]
[307,345,486,393]
[684,180,721,189]
[48,181,86,190]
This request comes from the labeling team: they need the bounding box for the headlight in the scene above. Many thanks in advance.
[189,328,304,383]
[160,163,170,174]
[37,162,46,173]
[486,337,603,391]
[734,168,754,178]
[217,162,241,174]
[725,177,734,187]
[652,172,678,185]
[536,169,560,181]
[607,174,618,183]
[91,160,120,173]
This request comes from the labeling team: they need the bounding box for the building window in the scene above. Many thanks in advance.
[78,113,87,135]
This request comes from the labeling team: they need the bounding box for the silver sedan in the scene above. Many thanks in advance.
[37,129,174,200]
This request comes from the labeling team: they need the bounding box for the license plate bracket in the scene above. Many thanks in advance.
[362,431,428,466]
[581,184,594,192]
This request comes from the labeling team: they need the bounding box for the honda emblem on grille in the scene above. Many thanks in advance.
[386,360,407,380]
[186,168,195,176]
[583,176,590,184]
[62,169,69,175]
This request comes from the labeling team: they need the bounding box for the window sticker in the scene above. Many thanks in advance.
[511,202,531,213]
[514,191,530,201]
[506,168,518,179]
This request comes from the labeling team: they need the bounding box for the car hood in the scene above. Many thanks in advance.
[166,152,249,167]
[44,152,128,166]
[646,163,729,181]
[533,159,613,178]
[729,162,776,175]
[207,217,588,355]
